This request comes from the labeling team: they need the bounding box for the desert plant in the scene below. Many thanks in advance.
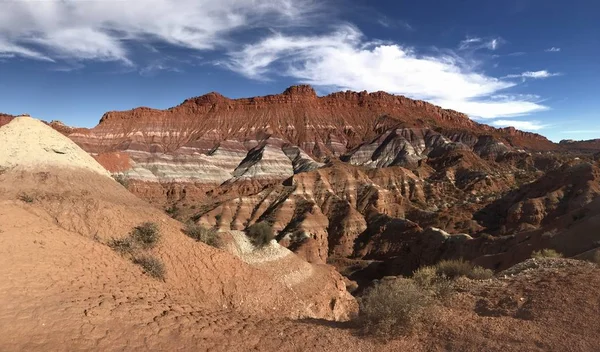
[434,259,474,279]
[18,193,34,203]
[358,278,430,336]
[531,249,563,259]
[412,266,437,288]
[467,266,494,280]
[412,266,454,299]
[184,223,219,247]
[113,174,129,188]
[131,222,161,249]
[165,205,179,218]
[246,222,275,247]
[108,237,135,254]
[133,255,166,280]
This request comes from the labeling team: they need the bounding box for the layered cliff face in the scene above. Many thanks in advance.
[65,86,554,201]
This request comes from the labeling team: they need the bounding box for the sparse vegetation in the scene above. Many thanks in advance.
[184,223,219,247]
[531,249,563,259]
[113,174,129,188]
[165,205,179,219]
[18,193,34,203]
[467,266,495,280]
[131,222,161,249]
[246,221,275,247]
[133,255,166,280]
[434,259,475,279]
[108,237,135,254]
[358,278,431,336]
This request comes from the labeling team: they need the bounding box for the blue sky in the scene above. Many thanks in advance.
[0,0,598,141]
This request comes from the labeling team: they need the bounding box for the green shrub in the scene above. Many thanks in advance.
[434,259,474,279]
[467,266,494,280]
[18,193,34,203]
[358,278,430,336]
[412,266,454,299]
[165,205,179,218]
[108,237,135,254]
[246,222,275,247]
[113,174,129,188]
[531,249,563,259]
[133,255,166,280]
[412,266,437,288]
[131,222,161,249]
[184,223,219,247]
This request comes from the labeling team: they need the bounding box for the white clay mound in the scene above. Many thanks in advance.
[0,116,110,177]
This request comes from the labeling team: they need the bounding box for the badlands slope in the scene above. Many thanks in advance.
[0,116,361,351]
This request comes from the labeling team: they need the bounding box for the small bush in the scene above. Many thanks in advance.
[467,266,494,280]
[18,193,34,203]
[412,266,454,299]
[108,237,135,254]
[246,222,275,247]
[412,266,437,288]
[434,259,474,279]
[113,174,129,188]
[133,255,166,280]
[184,223,219,247]
[131,222,161,249]
[165,205,179,218]
[531,249,563,259]
[358,278,430,336]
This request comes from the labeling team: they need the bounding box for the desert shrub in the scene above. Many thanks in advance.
[18,193,34,203]
[108,237,135,254]
[412,266,454,300]
[531,249,563,259]
[412,266,437,287]
[113,174,129,188]
[165,205,179,218]
[131,222,161,249]
[246,222,275,247]
[434,259,474,279]
[467,266,494,280]
[358,278,430,336]
[133,255,166,280]
[184,223,219,247]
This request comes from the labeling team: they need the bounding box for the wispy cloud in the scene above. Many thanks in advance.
[377,17,414,31]
[491,119,546,131]
[225,26,548,119]
[0,0,322,63]
[545,47,561,52]
[505,70,561,79]
[459,36,503,51]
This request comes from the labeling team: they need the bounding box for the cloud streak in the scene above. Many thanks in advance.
[505,70,561,79]
[491,119,546,131]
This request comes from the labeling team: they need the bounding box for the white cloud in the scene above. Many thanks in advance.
[225,26,548,119]
[459,36,502,51]
[0,0,321,62]
[505,70,561,79]
[0,38,53,61]
[545,47,561,52]
[491,120,546,131]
